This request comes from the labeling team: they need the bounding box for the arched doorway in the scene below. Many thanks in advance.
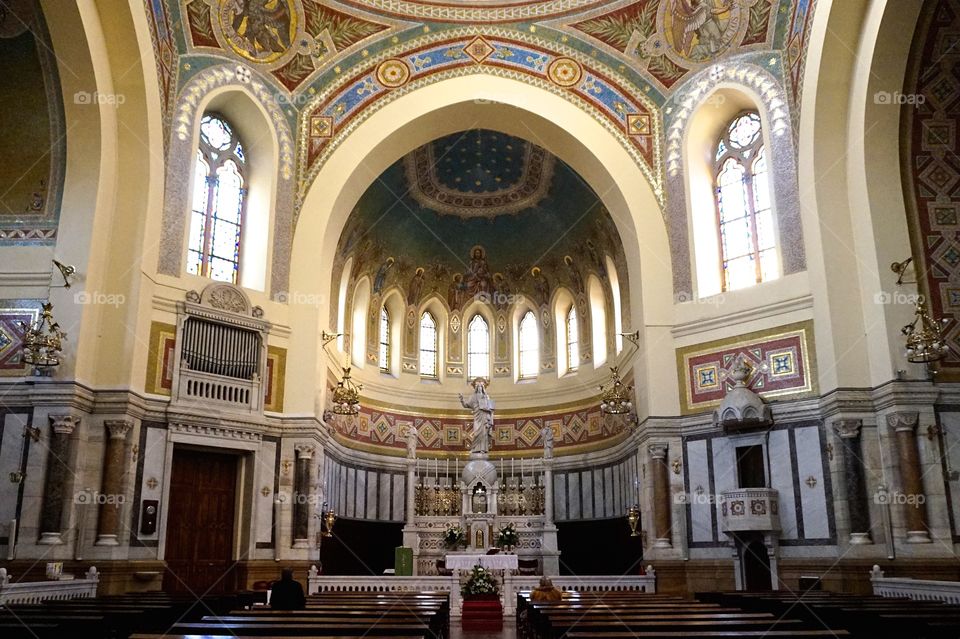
[742,537,773,591]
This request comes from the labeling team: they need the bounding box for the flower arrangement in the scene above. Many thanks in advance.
[496,522,519,549]
[462,565,499,597]
[442,524,466,549]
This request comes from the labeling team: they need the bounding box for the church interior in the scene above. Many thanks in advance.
[4,0,960,637]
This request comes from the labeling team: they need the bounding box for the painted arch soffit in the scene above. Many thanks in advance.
[296,28,664,215]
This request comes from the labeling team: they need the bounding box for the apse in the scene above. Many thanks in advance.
[328,128,633,458]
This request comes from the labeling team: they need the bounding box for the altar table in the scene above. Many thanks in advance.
[444,553,519,570]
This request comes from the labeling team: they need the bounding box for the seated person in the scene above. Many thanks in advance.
[270,567,306,610]
[531,576,563,602]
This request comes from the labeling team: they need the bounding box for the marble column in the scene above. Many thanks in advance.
[39,414,80,545]
[95,420,133,546]
[649,443,672,548]
[887,412,931,543]
[833,419,871,544]
[293,444,314,548]
[406,428,417,526]
[543,459,554,526]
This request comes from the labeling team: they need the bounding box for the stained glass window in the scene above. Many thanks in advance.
[714,112,778,291]
[187,113,246,283]
[518,311,539,380]
[566,307,579,373]
[419,312,438,378]
[467,315,490,381]
[379,307,391,372]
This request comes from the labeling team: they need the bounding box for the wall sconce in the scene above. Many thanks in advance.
[891,256,914,286]
[52,260,76,288]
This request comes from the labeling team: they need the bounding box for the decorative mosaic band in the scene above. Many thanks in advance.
[333,400,631,456]
[300,31,659,199]
[676,320,816,415]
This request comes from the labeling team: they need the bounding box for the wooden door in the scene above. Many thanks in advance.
[163,448,238,594]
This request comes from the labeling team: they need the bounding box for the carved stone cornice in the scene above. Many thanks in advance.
[168,421,263,442]
[833,419,863,439]
[49,414,80,435]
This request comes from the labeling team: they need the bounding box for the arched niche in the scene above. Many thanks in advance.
[682,83,799,299]
[462,298,496,382]
[335,256,353,352]
[377,289,406,378]
[417,295,449,381]
[351,276,371,369]
[157,67,295,296]
[588,275,608,368]
[552,287,577,376]
[288,74,673,416]
[605,256,624,354]
[664,58,804,300]
[512,302,541,382]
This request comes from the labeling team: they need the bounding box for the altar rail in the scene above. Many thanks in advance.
[307,566,656,617]
[0,566,99,606]
[869,565,960,604]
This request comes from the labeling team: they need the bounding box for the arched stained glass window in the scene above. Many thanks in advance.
[566,307,579,373]
[419,312,438,378]
[714,112,778,291]
[467,315,490,381]
[187,114,246,283]
[379,307,391,372]
[518,311,539,380]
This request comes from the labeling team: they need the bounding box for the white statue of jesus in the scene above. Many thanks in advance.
[459,378,495,456]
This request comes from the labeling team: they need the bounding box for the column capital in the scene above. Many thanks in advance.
[294,444,315,459]
[648,443,668,460]
[886,411,919,433]
[104,420,134,440]
[49,414,80,435]
[833,419,863,439]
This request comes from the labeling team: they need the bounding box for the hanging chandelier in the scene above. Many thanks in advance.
[19,302,66,375]
[330,366,362,415]
[902,301,950,363]
[599,366,634,415]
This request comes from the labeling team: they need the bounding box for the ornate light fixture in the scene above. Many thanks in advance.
[599,330,640,415]
[599,367,634,415]
[330,367,362,415]
[322,508,337,537]
[19,302,66,375]
[626,505,640,537]
[902,301,950,363]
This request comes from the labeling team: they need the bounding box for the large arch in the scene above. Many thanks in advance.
[287,74,675,417]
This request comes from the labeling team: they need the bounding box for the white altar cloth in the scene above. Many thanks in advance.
[444,553,519,570]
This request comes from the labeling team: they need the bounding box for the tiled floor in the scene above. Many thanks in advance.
[449,620,517,639]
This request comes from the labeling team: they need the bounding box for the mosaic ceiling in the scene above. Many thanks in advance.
[140,0,817,204]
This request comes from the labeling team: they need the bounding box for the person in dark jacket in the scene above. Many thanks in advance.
[270,568,306,610]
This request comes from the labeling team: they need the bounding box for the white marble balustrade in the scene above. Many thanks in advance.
[0,566,99,606]
[869,565,960,605]
[307,565,656,618]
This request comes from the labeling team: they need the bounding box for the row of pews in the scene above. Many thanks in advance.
[131,590,450,639]
[518,590,851,639]
[700,590,960,639]
[0,591,236,639]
